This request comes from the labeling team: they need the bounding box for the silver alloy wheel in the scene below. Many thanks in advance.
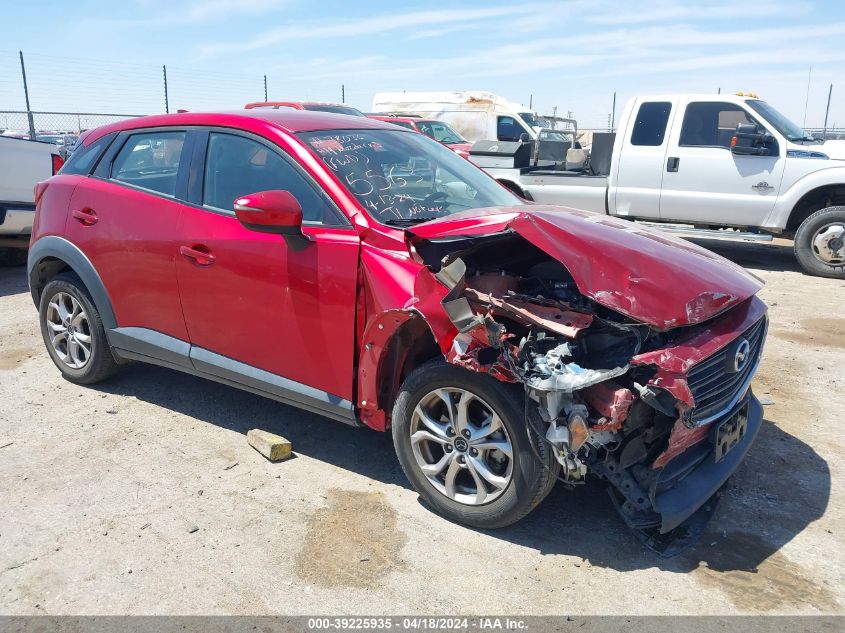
[45,292,92,369]
[410,387,514,505]
[811,222,845,265]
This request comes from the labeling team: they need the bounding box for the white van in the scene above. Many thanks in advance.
[372,91,549,143]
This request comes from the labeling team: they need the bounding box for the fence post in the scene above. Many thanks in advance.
[163,65,169,114]
[19,51,36,139]
[264,75,268,101]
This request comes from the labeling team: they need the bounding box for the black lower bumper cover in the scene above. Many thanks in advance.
[653,395,763,534]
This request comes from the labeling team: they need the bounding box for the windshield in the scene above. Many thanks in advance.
[518,112,542,128]
[416,120,466,144]
[747,100,813,142]
[299,129,521,225]
[303,104,365,117]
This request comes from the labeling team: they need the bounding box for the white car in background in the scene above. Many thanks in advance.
[0,135,63,264]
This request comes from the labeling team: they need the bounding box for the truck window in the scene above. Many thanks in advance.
[497,116,527,142]
[679,102,758,148]
[630,102,672,146]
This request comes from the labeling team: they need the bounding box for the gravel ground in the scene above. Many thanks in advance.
[0,238,843,615]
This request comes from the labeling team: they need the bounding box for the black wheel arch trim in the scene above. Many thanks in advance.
[28,235,118,330]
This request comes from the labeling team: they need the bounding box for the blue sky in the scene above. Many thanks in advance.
[1,0,843,128]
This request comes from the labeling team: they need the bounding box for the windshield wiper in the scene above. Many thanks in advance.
[383,216,441,226]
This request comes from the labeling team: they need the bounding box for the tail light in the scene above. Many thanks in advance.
[51,153,64,175]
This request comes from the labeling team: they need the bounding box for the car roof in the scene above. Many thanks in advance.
[83,110,400,145]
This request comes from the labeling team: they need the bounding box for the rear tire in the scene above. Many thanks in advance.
[794,206,845,279]
[392,360,558,529]
[38,272,119,384]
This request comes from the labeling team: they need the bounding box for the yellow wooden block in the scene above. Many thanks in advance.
[247,429,292,462]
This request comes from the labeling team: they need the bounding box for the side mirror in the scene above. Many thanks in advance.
[731,123,775,156]
[234,190,303,235]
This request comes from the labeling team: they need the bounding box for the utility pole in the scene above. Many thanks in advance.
[264,75,268,101]
[19,51,36,139]
[802,66,812,127]
[529,94,533,109]
[823,83,833,140]
[341,84,345,104]
[163,65,170,114]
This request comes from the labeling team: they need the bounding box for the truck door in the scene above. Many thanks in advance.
[659,99,785,225]
[611,99,675,219]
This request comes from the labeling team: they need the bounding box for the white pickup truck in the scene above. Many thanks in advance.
[0,135,62,264]
[474,94,845,278]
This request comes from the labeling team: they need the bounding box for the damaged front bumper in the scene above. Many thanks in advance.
[644,393,762,534]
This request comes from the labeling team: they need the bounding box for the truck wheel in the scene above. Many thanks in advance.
[392,360,558,529]
[38,272,119,384]
[794,206,845,279]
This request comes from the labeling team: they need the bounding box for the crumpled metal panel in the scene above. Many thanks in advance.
[408,206,764,330]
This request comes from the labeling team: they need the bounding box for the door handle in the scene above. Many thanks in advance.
[71,208,98,226]
[666,157,680,172]
[179,245,216,266]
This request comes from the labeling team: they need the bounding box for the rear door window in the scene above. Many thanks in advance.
[630,102,672,146]
[110,131,186,196]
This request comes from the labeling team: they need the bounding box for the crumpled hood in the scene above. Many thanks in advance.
[409,206,763,330]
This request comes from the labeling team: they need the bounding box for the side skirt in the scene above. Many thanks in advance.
[107,326,360,427]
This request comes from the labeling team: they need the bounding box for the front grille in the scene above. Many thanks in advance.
[687,316,767,423]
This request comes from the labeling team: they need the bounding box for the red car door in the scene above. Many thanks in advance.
[174,130,360,407]
[64,129,190,340]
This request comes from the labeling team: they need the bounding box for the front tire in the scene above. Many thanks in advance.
[794,206,845,279]
[39,272,119,384]
[392,360,558,529]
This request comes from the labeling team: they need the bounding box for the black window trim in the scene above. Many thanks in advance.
[95,126,194,202]
[188,126,351,228]
[677,101,773,151]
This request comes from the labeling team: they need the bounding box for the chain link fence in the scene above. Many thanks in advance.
[0,110,141,136]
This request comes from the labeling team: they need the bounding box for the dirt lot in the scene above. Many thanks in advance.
[0,238,843,615]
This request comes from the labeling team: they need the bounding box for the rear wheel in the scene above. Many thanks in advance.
[38,273,119,384]
[794,206,845,278]
[392,360,558,529]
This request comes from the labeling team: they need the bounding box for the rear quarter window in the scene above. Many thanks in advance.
[61,133,115,175]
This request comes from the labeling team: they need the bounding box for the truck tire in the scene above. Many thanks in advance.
[392,359,558,529]
[38,272,120,384]
[794,206,845,279]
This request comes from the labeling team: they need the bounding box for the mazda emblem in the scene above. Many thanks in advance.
[728,338,751,373]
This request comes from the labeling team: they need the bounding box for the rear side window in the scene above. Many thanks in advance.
[111,131,185,197]
[680,102,759,148]
[61,133,114,175]
[630,102,672,146]
[391,121,415,130]
[203,132,337,224]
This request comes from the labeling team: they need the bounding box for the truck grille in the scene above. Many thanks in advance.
[687,316,767,424]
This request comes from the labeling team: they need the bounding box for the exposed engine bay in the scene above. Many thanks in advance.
[412,229,767,555]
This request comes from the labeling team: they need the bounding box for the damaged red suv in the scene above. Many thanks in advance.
[29,110,767,550]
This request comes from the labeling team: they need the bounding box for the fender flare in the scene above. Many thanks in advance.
[27,235,118,330]
[357,309,443,431]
